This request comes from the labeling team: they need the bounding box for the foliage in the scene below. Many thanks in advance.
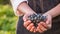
[0,0,10,4]
[0,5,18,34]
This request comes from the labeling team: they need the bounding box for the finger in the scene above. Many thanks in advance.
[46,18,50,24]
[36,26,43,33]
[30,26,34,32]
[27,23,34,30]
[33,27,36,33]
[23,14,28,21]
[38,23,47,32]
[23,20,31,27]
[46,16,52,25]
[40,22,48,29]
[46,19,52,29]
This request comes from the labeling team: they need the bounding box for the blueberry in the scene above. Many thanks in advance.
[41,15,46,22]
[28,14,47,27]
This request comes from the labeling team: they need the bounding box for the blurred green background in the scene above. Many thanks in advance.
[0,0,18,34]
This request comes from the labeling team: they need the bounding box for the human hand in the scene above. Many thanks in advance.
[23,12,36,33]
[23,20,36,33]
[36,14,52,33]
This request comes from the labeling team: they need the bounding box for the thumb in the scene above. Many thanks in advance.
[23,14,28,21]
[46,18,52,29]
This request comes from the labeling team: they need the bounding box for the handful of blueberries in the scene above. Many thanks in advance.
[28,14,47,27]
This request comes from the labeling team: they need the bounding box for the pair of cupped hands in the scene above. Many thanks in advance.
[23,12,52,33]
